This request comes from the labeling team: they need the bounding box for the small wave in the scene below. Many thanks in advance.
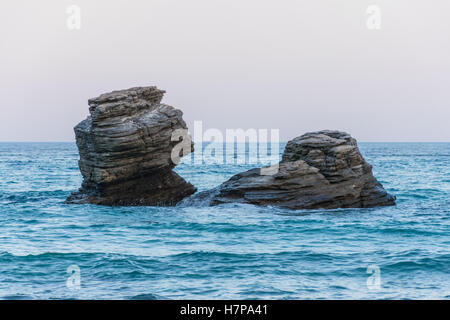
[177,189,219,207]
[376,227,444,236]
[1,294,33,300]
[129,293,161,300]
[0,251,104,261]
[0,190,68,204]
[168,250,337,262]
[382,254,450,273]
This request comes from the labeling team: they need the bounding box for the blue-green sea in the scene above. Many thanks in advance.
[0,142,449,299]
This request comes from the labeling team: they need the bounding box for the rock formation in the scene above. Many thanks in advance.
[184,130,395,209]
[65,86,196,206]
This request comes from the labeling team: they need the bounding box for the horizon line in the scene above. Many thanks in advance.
[0,140,449,144]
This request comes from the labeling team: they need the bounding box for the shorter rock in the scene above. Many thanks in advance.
[184,130,395,209]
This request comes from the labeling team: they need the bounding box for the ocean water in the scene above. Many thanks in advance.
[0,142,449,300]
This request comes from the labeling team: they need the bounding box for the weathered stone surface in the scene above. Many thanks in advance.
[65,86,196,206]
[184,130,395,209]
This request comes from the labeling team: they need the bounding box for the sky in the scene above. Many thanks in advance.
[1,0,449,142]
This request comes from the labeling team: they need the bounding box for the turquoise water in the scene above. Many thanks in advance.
[0,142,449,300]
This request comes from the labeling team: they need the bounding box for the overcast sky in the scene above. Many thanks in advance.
[1,0,449,142]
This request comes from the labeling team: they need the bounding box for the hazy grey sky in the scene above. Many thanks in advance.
[1,0,449,142]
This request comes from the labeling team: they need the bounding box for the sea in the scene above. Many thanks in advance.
[0,142,449,299]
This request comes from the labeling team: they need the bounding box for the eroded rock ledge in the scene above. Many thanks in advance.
[65,86,196,206]
[184,130,396,209]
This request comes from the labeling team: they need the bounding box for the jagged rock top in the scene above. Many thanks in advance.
[86,86,167,123]
[282,130,368,184]
[88,86,165,105]
[283,130,356,160]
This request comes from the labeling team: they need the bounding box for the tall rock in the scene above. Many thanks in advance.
[184,130,395,209]
[66,86,196,206]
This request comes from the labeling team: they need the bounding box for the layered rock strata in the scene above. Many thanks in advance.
[66,86,196,206]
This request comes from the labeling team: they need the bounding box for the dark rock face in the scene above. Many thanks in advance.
[65,86,196,206]
[185,130,395,209]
